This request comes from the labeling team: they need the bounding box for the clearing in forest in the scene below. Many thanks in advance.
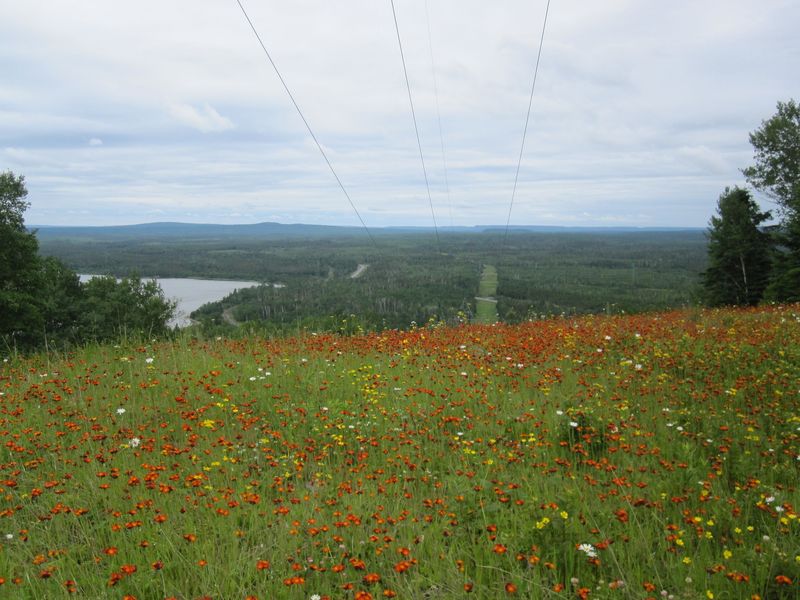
[474,264,499,323]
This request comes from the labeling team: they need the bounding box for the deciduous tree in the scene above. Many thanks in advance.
[0,171,44,349]
[743,99,800,300]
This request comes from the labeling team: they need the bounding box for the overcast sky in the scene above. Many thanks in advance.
[2,0,799,228]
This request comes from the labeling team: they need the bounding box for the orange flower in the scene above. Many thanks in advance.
[505,582,517,594]
[363,573,381,585]
[350,558,367,570]
[256,560,270,571]
[393,561,412,573]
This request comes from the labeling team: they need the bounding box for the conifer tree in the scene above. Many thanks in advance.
[702,187,772,306]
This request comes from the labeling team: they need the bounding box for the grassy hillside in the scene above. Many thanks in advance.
[1,305,797,598]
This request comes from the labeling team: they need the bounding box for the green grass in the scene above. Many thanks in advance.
[475,264,499,324]
[0,305,798,599]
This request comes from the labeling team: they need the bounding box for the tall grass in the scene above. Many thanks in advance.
[0,305,797,599]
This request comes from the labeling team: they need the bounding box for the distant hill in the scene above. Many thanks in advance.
[32,221,703,241]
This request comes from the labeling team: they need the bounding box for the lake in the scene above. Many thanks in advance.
[79,276,260,328]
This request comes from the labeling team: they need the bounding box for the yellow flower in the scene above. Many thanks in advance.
[706,591,714,599]
[682,557,692,565]
[723,550,732,560]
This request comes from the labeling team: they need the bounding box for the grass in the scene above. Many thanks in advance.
[0,305,798,599]
[475,265,499,324]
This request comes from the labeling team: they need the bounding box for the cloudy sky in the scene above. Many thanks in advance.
[2,0,799,228]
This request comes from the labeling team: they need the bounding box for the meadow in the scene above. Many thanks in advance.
[1,305,798,599]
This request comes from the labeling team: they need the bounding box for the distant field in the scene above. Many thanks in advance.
[1,305,797,598]
[38,226,708,332]
[475,265,498,324]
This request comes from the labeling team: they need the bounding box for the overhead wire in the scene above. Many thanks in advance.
[424,0,453,228]
[389,0,441,251]
[503,0,552,245]
[233,0,376,247]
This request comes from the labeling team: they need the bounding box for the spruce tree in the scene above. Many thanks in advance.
[702,187,772,306]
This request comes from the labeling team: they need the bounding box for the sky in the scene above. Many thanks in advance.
[2,0,799,228]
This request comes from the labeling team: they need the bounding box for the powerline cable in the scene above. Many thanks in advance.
[234,0,376,247]
[424,0,453,228]
[503,0,552,245]
[389,0,441,251]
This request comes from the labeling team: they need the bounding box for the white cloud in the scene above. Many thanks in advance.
[168,103,234,133]
[88,137,103,146]
[1,0,796,226]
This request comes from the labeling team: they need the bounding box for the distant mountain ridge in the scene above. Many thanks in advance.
[32,221,703,240]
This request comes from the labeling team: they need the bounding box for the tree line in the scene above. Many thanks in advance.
[703,99,800,305]
[0,172,175,352]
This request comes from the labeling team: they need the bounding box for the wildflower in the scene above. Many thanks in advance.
[129,437,141,448]
[116,408,126,415]
[145,357,154,364]
[577,543,597,558]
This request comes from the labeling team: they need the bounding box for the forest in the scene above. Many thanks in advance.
[38,226,708,335]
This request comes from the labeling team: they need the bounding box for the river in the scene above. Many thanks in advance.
[78,276,260,328]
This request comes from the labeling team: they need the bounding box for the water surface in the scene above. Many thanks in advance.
[79,275,259,327]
